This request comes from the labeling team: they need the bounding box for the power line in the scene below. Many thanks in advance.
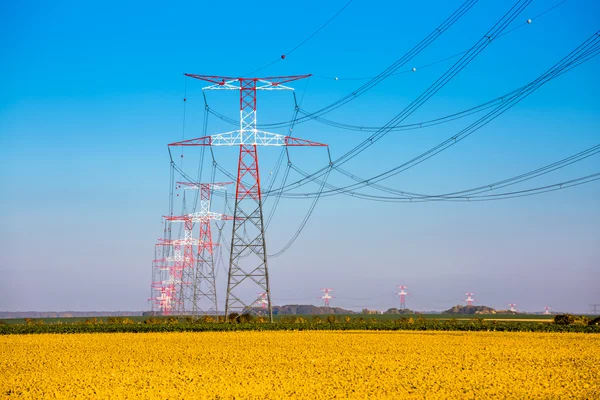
[209,0,567,132]
[268,165,333,258]
[312,0,569,82]
[231,0,478,123]
[206,1,533,200]
[285,142,600,200]
[266,28,600,198]
[331,0,531,167]
[243,0,355,77]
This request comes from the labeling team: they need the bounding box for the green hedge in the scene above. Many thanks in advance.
[1,319,599,335]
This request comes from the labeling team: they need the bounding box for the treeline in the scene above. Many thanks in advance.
[1,315,598,335]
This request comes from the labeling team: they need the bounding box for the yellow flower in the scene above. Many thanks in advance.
[1,331,598,399]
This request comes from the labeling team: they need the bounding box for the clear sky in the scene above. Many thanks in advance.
[1,0,598,314]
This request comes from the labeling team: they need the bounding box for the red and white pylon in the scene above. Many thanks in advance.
[321,288,333,307]
[465,292,475,306]
[164,182,233,317]
[509,303,517,312]
[150,244,174,315]
[168,75,328,322]
[150,284,174,314]
[544,306,552,315]
[397,285,408,310]
[257,293,268,309]
[152,235,189,315]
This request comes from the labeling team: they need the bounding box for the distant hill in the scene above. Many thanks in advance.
[443,305,497,315]
[0,311,143,319]
[2,305,355,319]
[253,304,356,315]
[384,308,415,315]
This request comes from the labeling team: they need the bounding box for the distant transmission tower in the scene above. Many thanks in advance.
[163,182,232,317]
[169,74,328,322]
[321,288,333,307]
[509,303,517,312]
[152,233,189,315]
[590,304,600,315]
[397,285,408,310]
[465,292,475,306]
[150,244,173,315]
[150,245,176,316]
[157,233,195,316]
[543,306,552,315]
[257,293,268,310]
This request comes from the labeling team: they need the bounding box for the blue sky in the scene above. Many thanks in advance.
[1,0,598,313]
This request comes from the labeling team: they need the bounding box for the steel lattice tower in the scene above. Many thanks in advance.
[169,74,327,322]
[165,182,232,317]
[150,245,176,315]
[397,285,408,310]
[151,239,186,316]
[465,292,475,307]
[157,235,194,315]
[150,244,171,314]
[321,288,333,307]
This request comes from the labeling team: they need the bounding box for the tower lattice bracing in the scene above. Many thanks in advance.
[164,182,232,317]
[169,74,327,322]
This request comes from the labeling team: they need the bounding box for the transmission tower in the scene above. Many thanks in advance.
[321,288,333,307]
[590,304,600,315]
[257,293,268,310]
[509,303,517,312]
[153,233,191,315]
[465,292,475,306]
[156,234,197,315]
[543,306,552,315]
[168,215,195,315]
[168,74,328,322]
[150,244,176,315]
[165,182,233,317]
[397,285,408,310]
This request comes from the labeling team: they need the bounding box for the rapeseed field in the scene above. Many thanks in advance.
[1,331,598,398]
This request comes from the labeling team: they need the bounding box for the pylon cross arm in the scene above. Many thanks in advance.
[184,73,312,89]
[169,131,327,147]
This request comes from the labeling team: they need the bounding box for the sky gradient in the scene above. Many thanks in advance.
[1,0,599,314]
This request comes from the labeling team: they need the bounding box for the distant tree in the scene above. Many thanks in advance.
[239,313,255,323]
[443,305,496,315]
[385,308,415,315]
[554,314,589,325]
[227,313,240,323]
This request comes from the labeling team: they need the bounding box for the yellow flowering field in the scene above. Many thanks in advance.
[1,331,599,399]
